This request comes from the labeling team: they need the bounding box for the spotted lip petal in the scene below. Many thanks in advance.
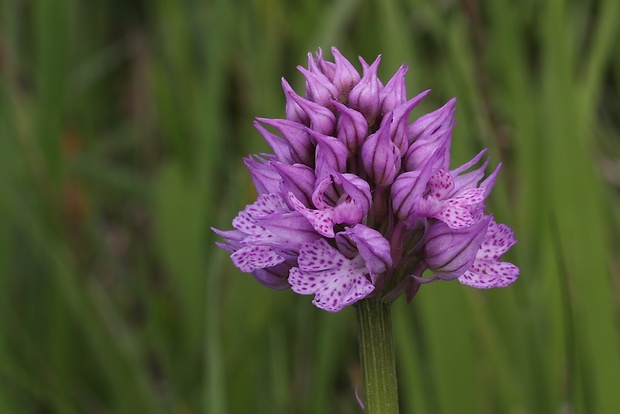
[458,261,519,289]
[289,239,375,312]
[458,219,518,288]
[432,187,486,229]
[231,245,286,273]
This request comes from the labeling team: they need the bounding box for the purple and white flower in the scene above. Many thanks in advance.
[213,47,519,311]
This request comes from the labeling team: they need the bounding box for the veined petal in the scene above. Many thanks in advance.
[281,78,309,124]
[379,65,409,114]
[336,173,372,216]
[404,123,453,172]
[313,48,336,80]
[348,55,383,123]
[336,225,392,275]
[256,118,315,166]
[311,130,348,180]
[333,100,368,154]
[271,162,316,207]
[408,97,456,144]
[388,90,431,153]
[331,47,361,98]
[257,212,323,244]
[424,215,491,280]
[391,148,446,222]
[298,63,339,108]
[253,121,294,164]
[244,155,282,195]
[251,262,292,290]
[287,90,336,135]
[360,114,401,186]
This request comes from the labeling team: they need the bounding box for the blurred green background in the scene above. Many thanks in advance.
[1,0,619,413]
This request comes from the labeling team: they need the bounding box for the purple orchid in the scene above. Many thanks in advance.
[213,47,519,312]
[289,224,391,312]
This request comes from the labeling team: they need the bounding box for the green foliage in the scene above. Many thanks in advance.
[1,0,619,412]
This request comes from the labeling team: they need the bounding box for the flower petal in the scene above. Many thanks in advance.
[428,169,455,199]
[288,192,335,238]
[231,245,286,272]
[251,262,293,290]
[477,221,517,260]
[348,55,383,123]
[433,188,486,229]
[257,212,323,244]
[289,239,374,312]
[336,225,392,275]
[434,202,475,229]
[458,260,519,289]
[245,193,288,218]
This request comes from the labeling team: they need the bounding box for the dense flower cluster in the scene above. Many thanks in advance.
[213,48,519,312]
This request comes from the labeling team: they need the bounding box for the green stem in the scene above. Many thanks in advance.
[355,298,399,413]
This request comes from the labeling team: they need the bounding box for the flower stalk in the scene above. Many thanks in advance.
[355,298,399,414]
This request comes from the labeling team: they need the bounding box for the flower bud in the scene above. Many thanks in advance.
[360,115,401,186]
[271,162,316,207]
[282,78,309,124]
[379,65,408,114]
[256,118,315,166]
[287,89,336,135]
[391,148,445,222]
[307,129,348,181]
[388,90,431,154]
[333,100,368,155]
[298,63,339,109]
[331,47,361,99]
[348,55,383,124]
[244,155,281,195]
[423,215,491,280]
[405,98,456,171]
